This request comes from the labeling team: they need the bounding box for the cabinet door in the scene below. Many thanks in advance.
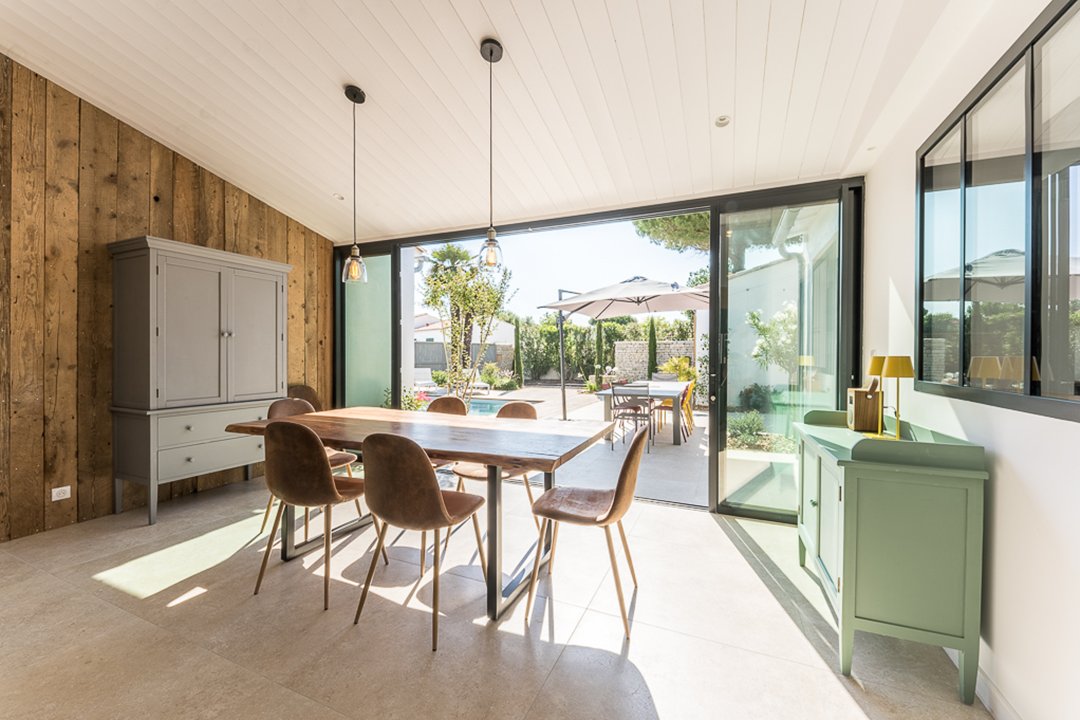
[799,443,820,542]
[817,461,843,593]
[157,256,227,407]
[228,269,285,402]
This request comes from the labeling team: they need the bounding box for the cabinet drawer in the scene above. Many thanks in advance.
[158,405,270,448]
[158,435,264,481]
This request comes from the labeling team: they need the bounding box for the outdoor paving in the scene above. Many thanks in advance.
[492,384,710,507]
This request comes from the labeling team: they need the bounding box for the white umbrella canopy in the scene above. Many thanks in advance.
[540,276,710,318]
[924,249,1080,303]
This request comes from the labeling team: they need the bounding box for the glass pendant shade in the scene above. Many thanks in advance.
[342,244,367,283]
[479,227,502,269]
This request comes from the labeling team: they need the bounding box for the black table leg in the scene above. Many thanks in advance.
[279,503,374,561]
[485,465,555,620]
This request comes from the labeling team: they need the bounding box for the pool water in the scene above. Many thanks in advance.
[467,399,507,416]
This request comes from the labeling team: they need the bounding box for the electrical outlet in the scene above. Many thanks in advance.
[51,486,71,502]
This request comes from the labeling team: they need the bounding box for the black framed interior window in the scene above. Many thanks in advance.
[916,0,1080,421]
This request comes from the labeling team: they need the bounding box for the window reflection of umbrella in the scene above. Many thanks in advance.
[923,248,1080,302]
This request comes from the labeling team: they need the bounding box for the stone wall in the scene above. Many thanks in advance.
[613,340,695,381]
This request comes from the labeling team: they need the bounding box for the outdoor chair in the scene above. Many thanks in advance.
[414,367,439,389]
[526,427,647,638]
[610,383,653,453]
[354,433,487,651]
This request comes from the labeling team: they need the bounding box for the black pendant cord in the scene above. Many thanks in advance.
[488,54,493,232]
[352,100,358,248]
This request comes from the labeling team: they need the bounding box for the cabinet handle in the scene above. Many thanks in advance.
[809,499,818,507]
[185,457,193,463]
[184,425,193,431]
[257,443,263,450]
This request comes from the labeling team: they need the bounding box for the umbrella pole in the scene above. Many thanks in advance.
[557,308,567,420]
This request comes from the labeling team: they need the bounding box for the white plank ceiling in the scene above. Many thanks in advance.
[0,0,957,243]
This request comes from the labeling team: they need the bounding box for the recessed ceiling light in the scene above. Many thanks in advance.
[331,192,345,201]
[714,115,731,128]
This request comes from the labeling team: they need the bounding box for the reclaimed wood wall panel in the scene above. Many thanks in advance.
[0,55,336,540]
[0,55,13,541]
[42,81,79,530]
[8,64,46,538]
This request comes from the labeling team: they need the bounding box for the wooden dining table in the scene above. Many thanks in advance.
[596,381,690,445]
[226,406,614,620]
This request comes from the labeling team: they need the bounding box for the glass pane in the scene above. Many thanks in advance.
[343,254,392,406]
[1036,3,1080,400]
[920,124,962,383]
[720,200,839,517]
[964,61,1027,393]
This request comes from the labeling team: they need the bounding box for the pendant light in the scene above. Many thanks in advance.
[341,84,368,283]
[478,38,503,269]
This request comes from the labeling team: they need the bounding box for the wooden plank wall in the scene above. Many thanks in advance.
[0,55,336,540]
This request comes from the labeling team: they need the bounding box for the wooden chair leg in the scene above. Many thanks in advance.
[370,514,389,565]
[604,525,631,638]
[345,463,354,478]
[254,502,285,595]
[617,519,638,587]
[432,527,441,651]
[524,519,549,622]
[354,520,389,624]
[354,498,363,518]
[323,504,332,610]
[456,477,464,492]
[304,508,310,542]
[521,475,540,531]
[548,521,560,575]
[420,530,427,575]
[260,495,275,534]
[471,512,487,582]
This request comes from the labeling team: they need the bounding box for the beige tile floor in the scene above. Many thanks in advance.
[0,470,992,720]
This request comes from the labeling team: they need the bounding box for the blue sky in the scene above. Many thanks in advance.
[415,219,710,326]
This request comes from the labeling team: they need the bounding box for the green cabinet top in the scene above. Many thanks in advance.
[795,410,988,476]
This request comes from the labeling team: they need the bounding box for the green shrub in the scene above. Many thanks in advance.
[658,356,696,381]
[492,376,519,391]
[431,370,448,386]
[480,362,502,385]
[738,383,773,413]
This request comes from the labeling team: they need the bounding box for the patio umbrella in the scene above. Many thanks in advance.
[539,276,710,419]
[924,248,1080,303]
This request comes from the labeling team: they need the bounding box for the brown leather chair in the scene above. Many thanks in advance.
[287,384,323,411]
[450,401,541,530]
[254,421,382,609]
[261,399,367,546]
[426,395,467,415]
[354,433,487,650]
[526,427,647,638]
[418,393,468,570]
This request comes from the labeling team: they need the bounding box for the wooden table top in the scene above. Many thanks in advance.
[226,406,614,473]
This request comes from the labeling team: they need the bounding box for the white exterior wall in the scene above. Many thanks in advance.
[862,2,1077,718]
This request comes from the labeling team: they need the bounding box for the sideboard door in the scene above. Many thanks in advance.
[227,269,285,402]
[157,255,228,407]
[817,461,843,593]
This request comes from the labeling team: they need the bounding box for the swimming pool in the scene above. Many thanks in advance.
[422,397,533,416]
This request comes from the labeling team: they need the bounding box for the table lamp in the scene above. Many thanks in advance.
[882,355,914,440]
[867,355,886,435]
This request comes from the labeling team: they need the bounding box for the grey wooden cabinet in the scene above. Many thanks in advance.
[109,237,291,523]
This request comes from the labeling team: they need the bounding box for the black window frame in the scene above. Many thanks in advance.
[915,0,1080,422]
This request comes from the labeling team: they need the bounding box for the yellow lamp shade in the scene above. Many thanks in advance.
[798,355,816,367]
[867,355,886,376]
[967,356,1001,380]
[882,355,914,379]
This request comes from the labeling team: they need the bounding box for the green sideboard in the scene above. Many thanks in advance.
[794,410,987,704]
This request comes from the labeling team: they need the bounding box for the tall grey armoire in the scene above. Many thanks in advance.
[110,236,291,524]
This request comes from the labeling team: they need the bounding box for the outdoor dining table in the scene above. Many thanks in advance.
[596,380,690,446]
[226,406,614,621]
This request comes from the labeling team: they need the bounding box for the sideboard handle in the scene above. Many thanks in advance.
[809,499,818,507]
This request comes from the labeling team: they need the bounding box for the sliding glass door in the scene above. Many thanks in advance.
[340,252,394,408]
[711,185,860,522]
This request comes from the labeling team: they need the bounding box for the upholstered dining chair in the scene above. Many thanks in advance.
[450,401,541,531]
[354,433,487,651]
[287,383,323,411]
[526,427,647,638]
[426,395,467,415]
[254,421,382,609]
[261,399,375,549]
